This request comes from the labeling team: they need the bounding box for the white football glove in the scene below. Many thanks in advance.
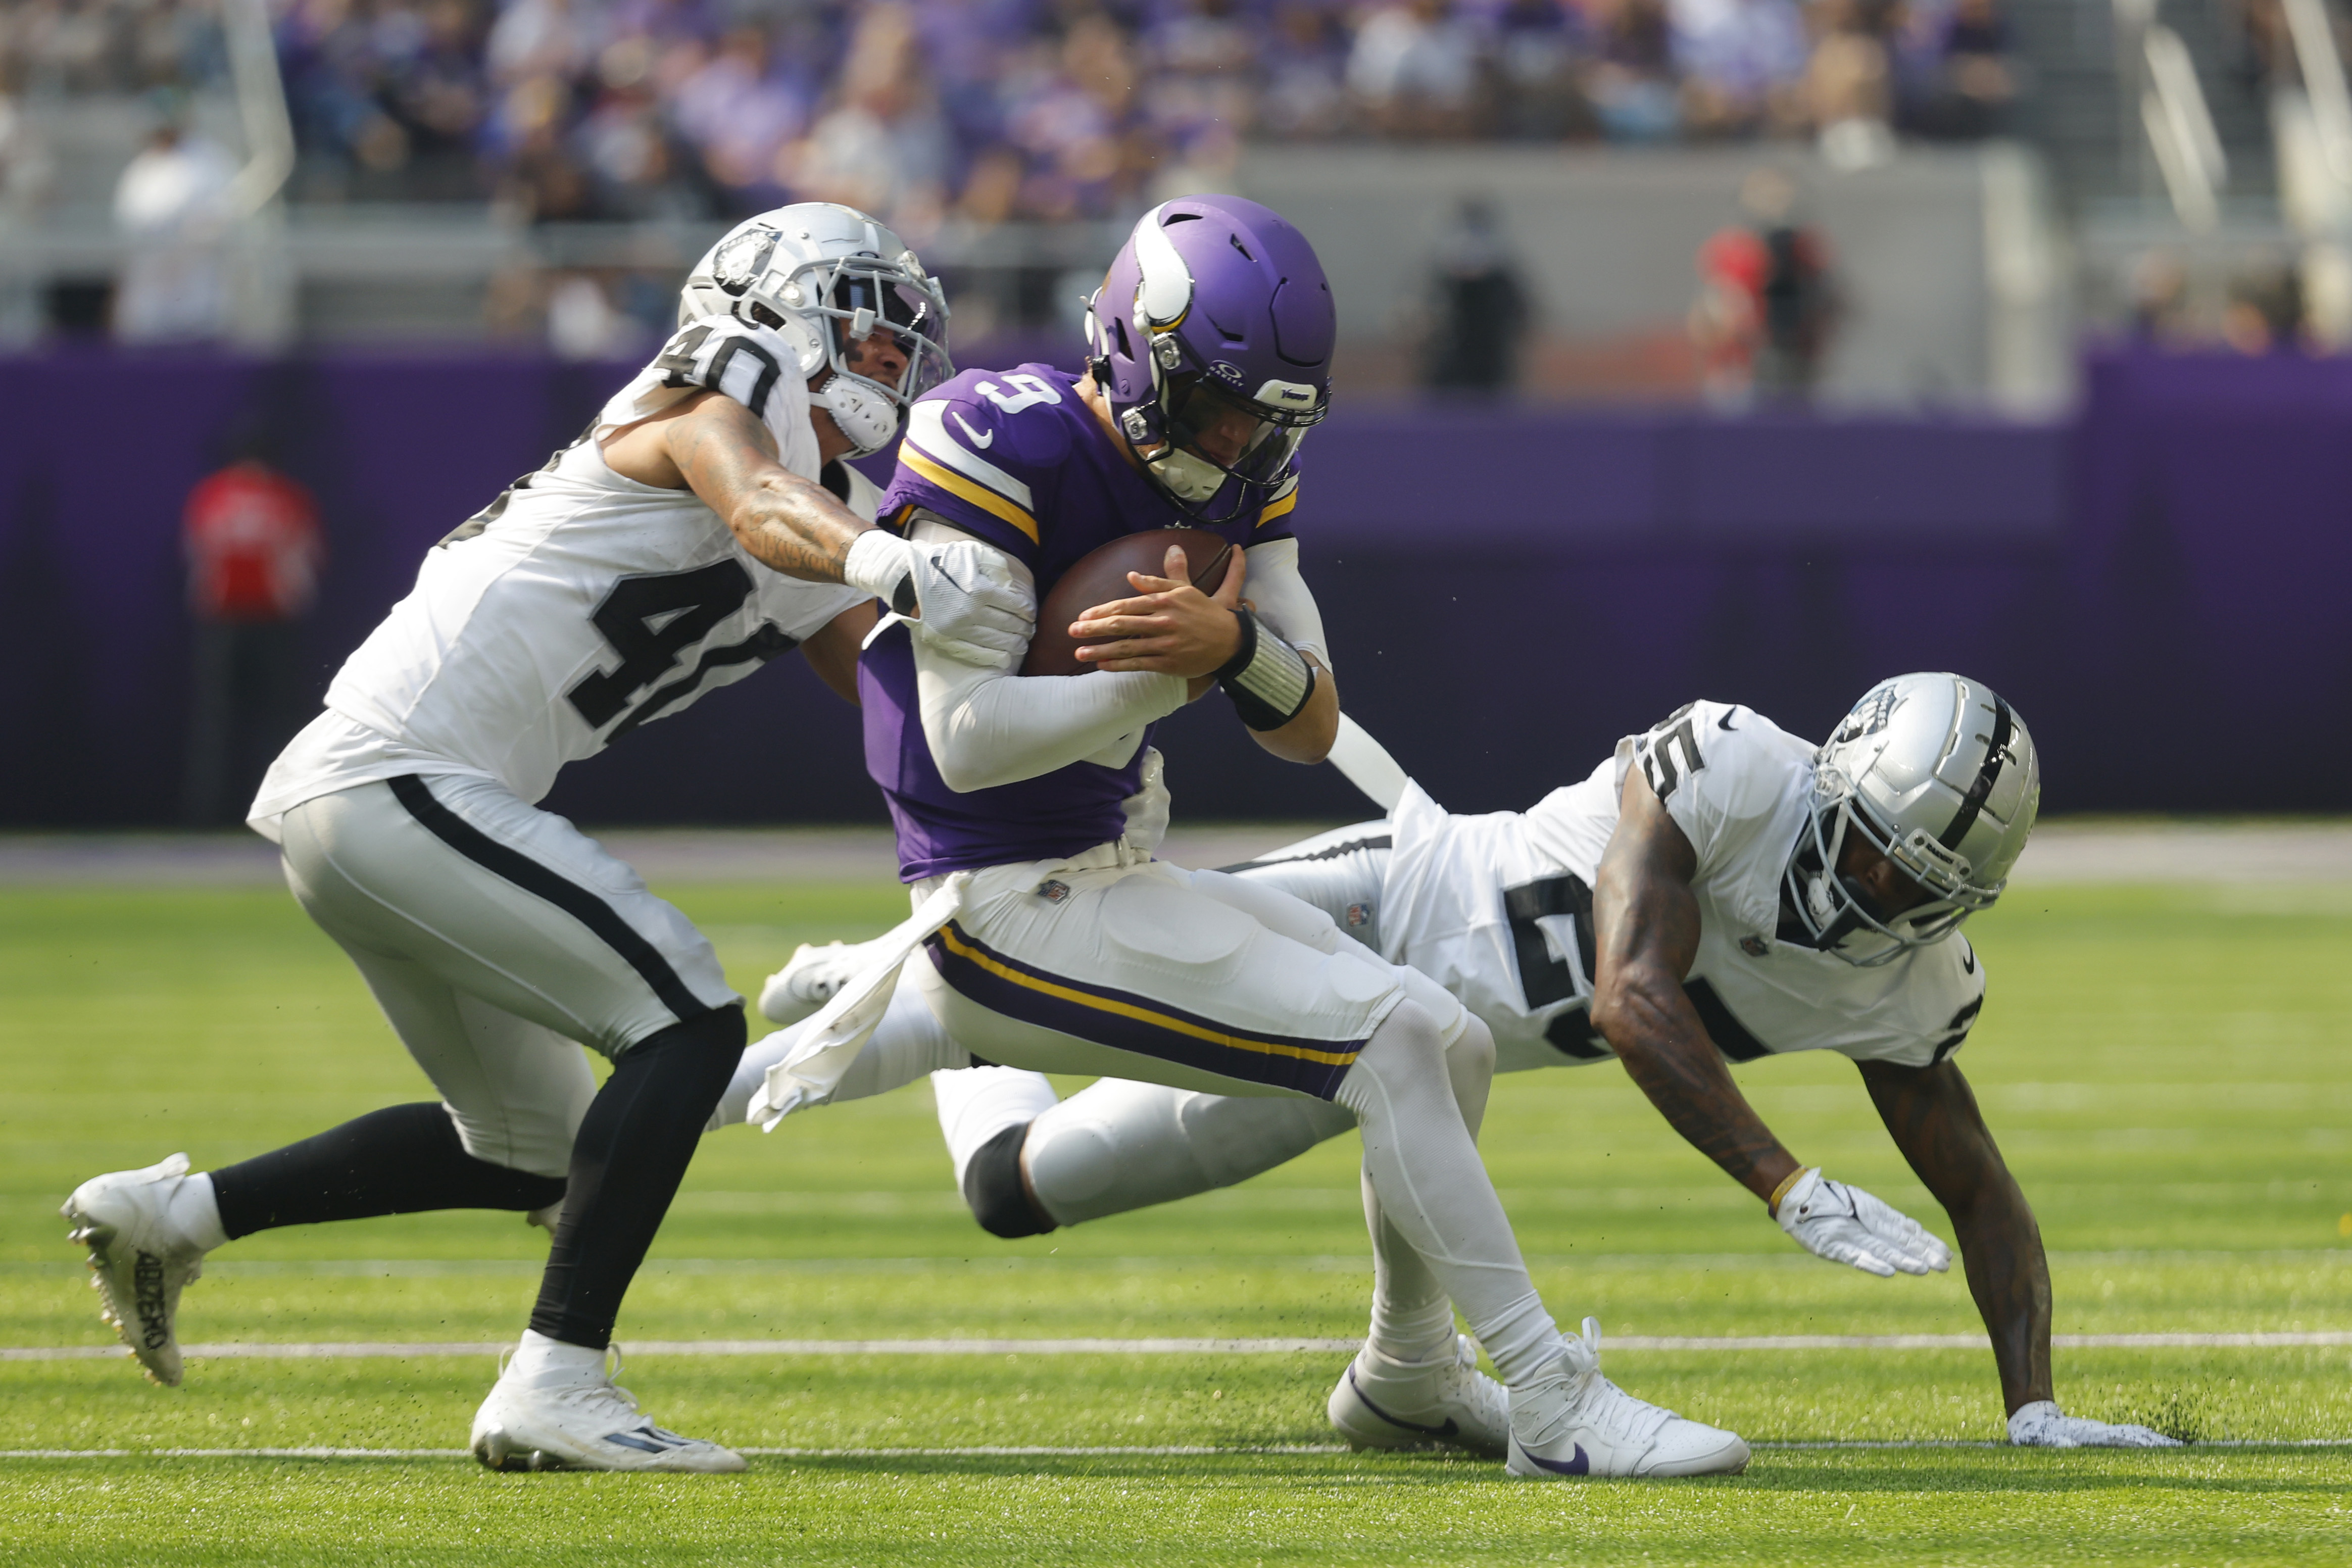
[845,531,1034,669]
[1774,1166,1952,1277]
[2008,1400,2182,1448]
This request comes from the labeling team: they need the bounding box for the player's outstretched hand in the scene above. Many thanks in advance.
[2008,1400,2183,1448]
[849,532,1036,668]
[1070,543,1247,678]
[1774,1166,1952,1277]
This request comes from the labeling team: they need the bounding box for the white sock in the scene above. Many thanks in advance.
[170,1172,228,1253]
[1335,1006,1563,1391]
[1474,1290,1565,1388]
[1362,1168,1458,1365]
[932,1066,1061,1187]
[507,1328,607,1387]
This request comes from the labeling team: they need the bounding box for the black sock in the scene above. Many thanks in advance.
[528,1004,745,1349]
[209,1102,568,1240]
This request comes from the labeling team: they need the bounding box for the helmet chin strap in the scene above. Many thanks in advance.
[820,375,898,457]
[1145,444,1228,502]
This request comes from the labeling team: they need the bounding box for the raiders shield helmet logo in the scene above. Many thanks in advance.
[712,225,778,298]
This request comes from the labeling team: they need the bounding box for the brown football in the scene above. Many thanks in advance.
[1020,527,1235,676]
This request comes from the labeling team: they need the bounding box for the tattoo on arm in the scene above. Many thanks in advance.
[1590,766,1799,1202]
[1861,1058,2053,1414]
[667,393,870,582]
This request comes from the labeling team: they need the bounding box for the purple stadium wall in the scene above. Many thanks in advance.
[0,347,2346,830]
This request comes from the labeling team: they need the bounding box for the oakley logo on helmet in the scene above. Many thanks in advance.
[1208,361,1246,387]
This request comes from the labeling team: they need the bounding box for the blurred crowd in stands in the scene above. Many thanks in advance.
[2,0,2021,227]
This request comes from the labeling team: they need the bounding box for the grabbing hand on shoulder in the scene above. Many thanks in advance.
[1772,1166,1952,1277]
[2007,1400,2182,1448]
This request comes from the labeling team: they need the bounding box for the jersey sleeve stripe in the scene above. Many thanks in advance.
[1255,485,1299,529]
[906,403,1037,510]
[900,447,1041,543]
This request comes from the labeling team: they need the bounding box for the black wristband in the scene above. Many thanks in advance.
[1215,608,1316,731]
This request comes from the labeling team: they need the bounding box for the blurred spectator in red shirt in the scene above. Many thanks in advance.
[181,437,324,825]
[1689,167,1838,405]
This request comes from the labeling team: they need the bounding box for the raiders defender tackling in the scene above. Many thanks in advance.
[60,205,1032,1473]
[740,674,2175,1450]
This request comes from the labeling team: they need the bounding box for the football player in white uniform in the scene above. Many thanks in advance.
[732,673,2176,1451]
[60,204,1033,1474]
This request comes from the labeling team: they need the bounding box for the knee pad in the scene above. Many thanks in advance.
[1448,1010,1496,1080]
[960,1122,1056,1238]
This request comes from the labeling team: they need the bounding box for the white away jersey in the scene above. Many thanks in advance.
[1378,701,1986,1075]
[249,316,871,835]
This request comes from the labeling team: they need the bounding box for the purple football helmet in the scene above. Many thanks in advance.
[1085,196,1336,523]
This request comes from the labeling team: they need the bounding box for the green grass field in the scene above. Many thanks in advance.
[2,869,2348,1564]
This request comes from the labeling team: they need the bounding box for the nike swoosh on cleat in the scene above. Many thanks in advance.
[1522,1443,1590,1476]
[951,412,995,448]
[1346,1367,1460,1438]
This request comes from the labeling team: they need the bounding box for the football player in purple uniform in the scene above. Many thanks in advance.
[789,197,1750,1480]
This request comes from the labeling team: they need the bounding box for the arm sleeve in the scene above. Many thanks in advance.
[905,518,1186,793]
[1242,536,1331,669]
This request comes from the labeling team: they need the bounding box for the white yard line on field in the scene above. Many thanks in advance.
[8,1330,2351,1363]
[3,1439,2349,1461]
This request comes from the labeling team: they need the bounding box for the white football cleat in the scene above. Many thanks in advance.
[1505,1318,1750,1480]
[1328,1335,1510,1457]
[758,937,887,1025]
[471,1345,746,1473]
[61,1152,213,1387]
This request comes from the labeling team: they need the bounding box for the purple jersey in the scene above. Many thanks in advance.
[862,364,1301,880]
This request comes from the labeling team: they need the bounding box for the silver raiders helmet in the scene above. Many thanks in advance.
[676,202,950,455]
[1784,672,2041,966]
